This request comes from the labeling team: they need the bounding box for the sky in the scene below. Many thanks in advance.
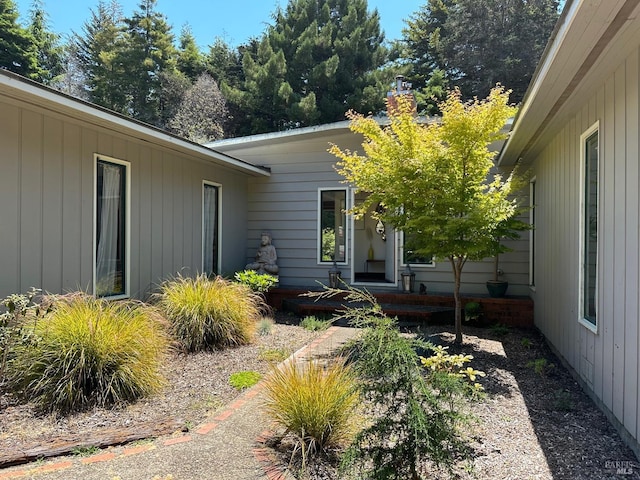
[14,0,425,48]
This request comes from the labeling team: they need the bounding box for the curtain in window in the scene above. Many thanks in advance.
[203,184,218,275]
[96,162,122,296]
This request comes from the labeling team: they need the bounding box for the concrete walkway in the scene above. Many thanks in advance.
[0,327,358,480]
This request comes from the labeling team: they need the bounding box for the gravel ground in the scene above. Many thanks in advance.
[0,313,318,464]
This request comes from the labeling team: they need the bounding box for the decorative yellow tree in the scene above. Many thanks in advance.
[330,86,524,343]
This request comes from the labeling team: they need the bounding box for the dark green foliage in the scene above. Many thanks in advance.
[0,0,38,77]
[176,25,206,82]
[230,0,390,134]
[233,269,279,294]
[121,0,177,126]
[403,0,560,105]
[26,0,64,85]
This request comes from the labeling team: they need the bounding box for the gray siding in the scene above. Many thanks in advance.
[0,98,249,300]
[218,130,530,294]
[529,46,640,444]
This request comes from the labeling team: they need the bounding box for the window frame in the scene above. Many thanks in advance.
[529,177,536,290]
[399,230,435,268]
[317,187,348,265]
[578,121,599,333]
[202,181,222,276]
[93,154,131,299]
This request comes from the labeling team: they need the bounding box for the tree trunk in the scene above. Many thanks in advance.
[450,256,463,344]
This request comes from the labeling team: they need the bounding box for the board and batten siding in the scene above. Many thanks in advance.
[218,129,530,294]
[528,46,640,446]
[0,98,249,300]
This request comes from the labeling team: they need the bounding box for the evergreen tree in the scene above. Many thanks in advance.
[404,0,559,105]
[176,24,205,82]
[74,0,128,112]
[236,0,389,134]
[26,0,64,85]
[0,0,38,77]
[121,0,177,125]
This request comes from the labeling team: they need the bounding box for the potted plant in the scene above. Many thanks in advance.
[486,216,530,298]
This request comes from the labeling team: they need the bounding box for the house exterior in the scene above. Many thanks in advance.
[499,0,640,456]
[0,70,269,301]
[209,121,530,296]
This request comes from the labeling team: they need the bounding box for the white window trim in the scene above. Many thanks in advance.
[317,187,349,265]
[399,230,436,268]
[529,177,536,291]
[202,181,222,275]
[93,154,131,299]
[578,121,599,334]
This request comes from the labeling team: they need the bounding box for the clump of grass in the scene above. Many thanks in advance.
[155,274,262,351]
[528,357,554,377]
[262,358,359,457]
[8,293,169,413]
[257,317,274,336]
[299,315,331,331]
[72,445,100,457]
[552,388,573,411]
[229,370,262,390]
[258,347,290,363]
[520,337,532,348]
[490,323,510,336]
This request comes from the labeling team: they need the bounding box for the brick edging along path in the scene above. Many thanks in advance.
[0,326,349,480]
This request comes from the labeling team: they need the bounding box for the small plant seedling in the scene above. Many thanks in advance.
[229,370,262,390]
[552,388,573,411]
[300,315,331,331]
[520,337,532,349]
[464,301,482,321]
[258,347,290,363]
[490,323,510,337]
[72,445,100,457]
[258,317,274,336]
[527,357,554,377]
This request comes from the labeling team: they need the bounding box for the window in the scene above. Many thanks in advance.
[95,156,129,298]
[401,231,434,266]
[580,124,599,330]
[319,189,346,262]
[203,182,220,276]
[529,178,536,288]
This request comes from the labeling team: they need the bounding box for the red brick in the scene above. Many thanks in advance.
[81,452,116,464]
[195,422,218,435]
[34,460,73,473]
[213,409,233,422]
[163,435,192,446]
[0,470,27,479]
[121,444,155,456]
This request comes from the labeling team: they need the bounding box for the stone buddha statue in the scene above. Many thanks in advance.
[246,232,279,275]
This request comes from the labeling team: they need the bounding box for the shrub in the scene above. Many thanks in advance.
[155,274,261,351]
[0,288,48,385]
[234,270,279,294]
[263,358,359,457]
[307,286,483,480]
[300,315,331,331]
[8,293,169,413]
[229,370,262,390]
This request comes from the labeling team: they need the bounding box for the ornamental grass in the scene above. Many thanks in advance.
[8,293,170,413]
[262,358,359,456]
[155,274,261,352]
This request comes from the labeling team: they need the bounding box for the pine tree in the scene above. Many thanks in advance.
[121,0,177,125]
[26,0,64,85]
[74,0,128,112]
[403,0,560,104]
[0,0,38,77]
[176,24,205,82]
[236,0,389,134]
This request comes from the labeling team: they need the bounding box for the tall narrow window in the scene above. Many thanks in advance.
[582,128,599,328]
[319,189,346,262]
[203,183,220,276]
[95,157,128,297]
[529,178,536,288]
